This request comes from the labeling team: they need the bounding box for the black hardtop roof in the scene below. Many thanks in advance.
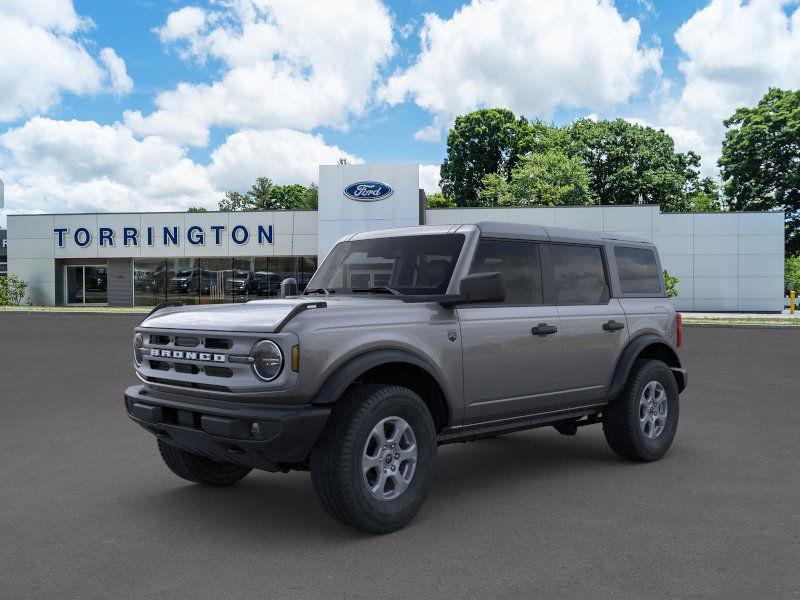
[471,221,651,245]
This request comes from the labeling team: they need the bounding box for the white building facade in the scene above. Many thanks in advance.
[6,163,785,311]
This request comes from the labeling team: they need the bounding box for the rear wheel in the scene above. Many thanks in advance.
[311,384,437,534]
[157,440,252,486]
[603,359,679,461]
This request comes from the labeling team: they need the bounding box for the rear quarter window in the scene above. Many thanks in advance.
[615,246,662,294]
[550,244,608,304]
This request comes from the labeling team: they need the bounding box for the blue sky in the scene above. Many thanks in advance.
[1,0,799,222]
[56,0,702,165]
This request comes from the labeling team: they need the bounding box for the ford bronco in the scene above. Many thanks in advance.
[125,222,687,533]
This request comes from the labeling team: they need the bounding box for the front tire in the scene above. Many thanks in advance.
[603,359,679,461]
[311,384,437,534]
[157,440,252,486]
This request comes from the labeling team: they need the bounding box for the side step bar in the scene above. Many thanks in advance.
[437,404,605,445]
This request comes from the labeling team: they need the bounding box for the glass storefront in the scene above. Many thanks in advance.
[133,256,317,307]
[65,265,108,305]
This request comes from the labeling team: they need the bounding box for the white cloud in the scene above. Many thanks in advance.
[0,1,132,121]
[0,0,83,32]
[418,164,441,194]
[100,48,133,96]
[206,129,362,193]
[0,118,213,214]
[656,0,800,174]
[126,0,394,146]
[413,125,444,143]
[0,118,362,218]
[156,6,206,44]
[380,0,661,141]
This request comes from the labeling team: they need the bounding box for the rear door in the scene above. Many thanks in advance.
[458,239,563,427]
[546,243,629,407]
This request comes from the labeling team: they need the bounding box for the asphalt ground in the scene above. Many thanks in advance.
[1,313,798,599]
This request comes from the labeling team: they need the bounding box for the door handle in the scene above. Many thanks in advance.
[532,323,558,336]
[602,320,625,332]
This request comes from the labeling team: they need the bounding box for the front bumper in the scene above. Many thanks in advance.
[124,385,330,471]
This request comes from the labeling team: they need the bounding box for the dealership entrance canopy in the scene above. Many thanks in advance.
[6,162,785,311]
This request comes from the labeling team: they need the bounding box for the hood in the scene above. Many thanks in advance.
[141,298,321,333]
[139,295,422,333]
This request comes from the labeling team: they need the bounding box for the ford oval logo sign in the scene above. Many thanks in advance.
[344,181,393,202]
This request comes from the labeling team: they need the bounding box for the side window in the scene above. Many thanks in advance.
[469,240,542,305]
[615,246,662,294]
[550,244,608,304]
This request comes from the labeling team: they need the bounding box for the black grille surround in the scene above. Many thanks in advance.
[134,327,299,398]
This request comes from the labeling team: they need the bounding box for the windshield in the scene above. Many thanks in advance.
[307,234,465,295]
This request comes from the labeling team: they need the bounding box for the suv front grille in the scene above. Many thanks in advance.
[136,327,295,397]
[138,329,253,392]
[205,337,233,349]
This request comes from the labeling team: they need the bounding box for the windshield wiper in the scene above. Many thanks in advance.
[350,286,401,295]
[304,287,335,295]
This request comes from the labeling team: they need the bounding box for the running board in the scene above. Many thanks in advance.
[437,404,605,445]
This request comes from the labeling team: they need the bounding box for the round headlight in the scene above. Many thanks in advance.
[251,340,283,381]
[133,332,144,366]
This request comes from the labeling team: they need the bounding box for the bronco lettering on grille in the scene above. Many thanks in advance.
[149,348,226,363]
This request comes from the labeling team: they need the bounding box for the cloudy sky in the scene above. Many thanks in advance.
[1,0,800,224]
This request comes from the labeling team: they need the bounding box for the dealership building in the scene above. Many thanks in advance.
[6,162,785,312]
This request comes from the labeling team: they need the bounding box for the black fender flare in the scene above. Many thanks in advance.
[606,334,685,402]
[309,348,451,407]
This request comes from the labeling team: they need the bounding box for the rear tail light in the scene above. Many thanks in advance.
[676,312,682,348]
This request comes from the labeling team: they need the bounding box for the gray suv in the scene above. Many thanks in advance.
[125,222,687,533]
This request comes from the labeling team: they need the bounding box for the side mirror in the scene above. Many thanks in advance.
[280,277,298,298]
[458,272,505,304]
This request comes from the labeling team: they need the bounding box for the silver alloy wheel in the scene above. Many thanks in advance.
[362,416,418,501]
[639,380,668,439]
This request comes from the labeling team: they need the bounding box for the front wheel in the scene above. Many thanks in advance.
[311,384,437,534]
[603,359,680,461]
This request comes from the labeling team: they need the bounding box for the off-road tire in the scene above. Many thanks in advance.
[603,359,679,461]
[311,384,437,534]
[157,440,252,486]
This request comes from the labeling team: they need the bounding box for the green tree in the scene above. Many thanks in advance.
[245,177,275,210]
[219,177,320,211]
[187,206,208,213]
[510,151,593,206]
[567,118,700,211]
[0,273,28,305]
[685,177,725,212]
[304,183,319,210]
[425,192,456,208]
[440,109,554,206]
[270,184,310,210]
[218,190,252,212]
[478,151,593,207]
[477,173,510,206]
[785,255,800,296]
[663,271,680,299]
[719,88,800,254]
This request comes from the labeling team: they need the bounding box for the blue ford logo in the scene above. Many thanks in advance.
[344,181,393,202]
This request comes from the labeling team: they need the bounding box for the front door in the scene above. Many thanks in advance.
[458,239,563,427]
[65,265,108,305]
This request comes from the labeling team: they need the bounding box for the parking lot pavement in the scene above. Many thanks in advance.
[1,313,798,600]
